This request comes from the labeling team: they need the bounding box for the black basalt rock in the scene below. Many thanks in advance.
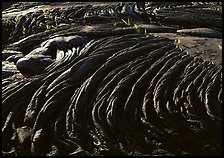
[2,2,222,156]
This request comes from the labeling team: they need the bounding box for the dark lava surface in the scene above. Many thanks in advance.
[2,2,222,156]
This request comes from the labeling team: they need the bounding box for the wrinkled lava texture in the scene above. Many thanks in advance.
[2,2,222,156]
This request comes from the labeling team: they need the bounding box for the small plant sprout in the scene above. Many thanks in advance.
[52,25,56,29]
[122,18,131,26]
[113,22,117,27]
[46,21,59,30]
[46,24,51,30]
[134,23,140,30]
[43,7,52,14]
[54,17,58,27]
[15,15,19,21]
[177,38,181,46]
[218,44,222,50]
[127,18,130,26]
[52,21,58,29]
[122,19,128,25]
[22,26,26,35]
